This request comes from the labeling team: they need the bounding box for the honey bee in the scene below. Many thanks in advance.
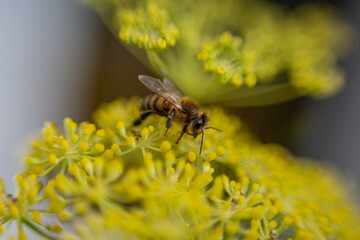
[134,75,218,154]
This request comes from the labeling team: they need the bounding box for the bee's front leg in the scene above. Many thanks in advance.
[176,122,189,144]
[165,109,176,136]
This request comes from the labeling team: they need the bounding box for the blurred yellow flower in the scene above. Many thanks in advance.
[85,0,353,105]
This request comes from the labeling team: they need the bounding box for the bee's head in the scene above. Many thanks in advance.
[190,114,209,136]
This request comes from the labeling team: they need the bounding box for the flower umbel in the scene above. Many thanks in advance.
[0,175,60,239]
[13,98,360,239]
[25,119,106,176]
[117,2,179,50]
[85,0,353,106]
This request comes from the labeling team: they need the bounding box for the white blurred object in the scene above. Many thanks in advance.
[0,0,102,191]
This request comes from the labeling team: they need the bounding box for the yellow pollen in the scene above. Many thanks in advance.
[27,189,38,202]
[9,203,19,218]
[282,216,293,225]
[96,129,105,137]
[111,144,120,152]
[105,160,123,181]
[157,38,167,49]
[245,74,257,88]
[168,167,175,175]
[31,141,41,148]
[148,125,154,132]
[248,193,264,206]
[79,141,89,153]
[116,121,124,129]
[187,152,196,162]
[58,210,73,222]
[94,143,105,153]
[104,149,114,159]
[231,74,243,86]
[144,153,153,166]
[216,146,226,156]
[48,153,57,165]
[252,183,260,191]
[61,139,69,151]
[250,219,260,230]
[216,65,227,75]
[203,140,211,149]
[70,134,79,143]
[238,195,245,204]
[141,127,150,137]
[126,136,136,147]
[18,230,27,240]
[52,224,62,233]
[220,31,233,45]
[251,205,265,219]
[29,174,37,182]
[32,210,42,222]
[160,140,172,151]
[165,151,175,162]
[68,164,80,176]
[64,118,77,131]
[263,198,272,207]
[0,201,5,215]
[208,152,217,161]
[269,220,277,229]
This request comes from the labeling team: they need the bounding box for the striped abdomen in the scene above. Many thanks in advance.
[141,94,172,115]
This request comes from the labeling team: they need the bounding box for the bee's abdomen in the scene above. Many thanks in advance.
[141,94,171,115]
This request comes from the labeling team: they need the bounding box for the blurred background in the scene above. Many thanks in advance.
[0,0,359,194]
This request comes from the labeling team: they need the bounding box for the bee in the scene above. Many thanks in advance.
[134,75,218,154]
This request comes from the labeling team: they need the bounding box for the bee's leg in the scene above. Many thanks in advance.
[176,122,189,144]
[134,111,164,126]
[165,109,176,136]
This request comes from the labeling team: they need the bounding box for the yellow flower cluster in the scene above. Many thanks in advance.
[25,119,106,176]
[197,32,256,88]
[116,2,179,50]
[0,175,61,239]
[84,0,352,105]
[12,98,358,239]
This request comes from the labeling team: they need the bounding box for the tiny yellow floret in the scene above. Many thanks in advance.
[141,127,150,137]
[187,152,196,162]
[32,210,42,223]
[61,139,69,151]
[269,220,277,229]
[208,152,217,161]
[96,129,105,137]
[94,143,105,153]
[160,140,172,151]
[282,216,293,226]
[126,136,136,147]
[79,141,89,153]
[48,153,57,165]
[18,230,27,240]
[9,203,19,218]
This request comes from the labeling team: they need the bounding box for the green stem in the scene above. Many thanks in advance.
[23,219,58,240]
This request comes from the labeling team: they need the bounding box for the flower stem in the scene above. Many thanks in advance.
[23,219,58,240]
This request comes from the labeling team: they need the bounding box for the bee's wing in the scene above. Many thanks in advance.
[138,75,185,112]
[162,74,185,98]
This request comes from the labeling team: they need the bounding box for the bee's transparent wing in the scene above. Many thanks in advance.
[138,75,185,112]
[162,74,186,98]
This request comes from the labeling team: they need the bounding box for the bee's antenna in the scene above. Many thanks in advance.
[205,127,222,132]
[199,131,204,155]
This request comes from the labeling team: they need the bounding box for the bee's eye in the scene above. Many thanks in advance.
[194,119,203,130]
